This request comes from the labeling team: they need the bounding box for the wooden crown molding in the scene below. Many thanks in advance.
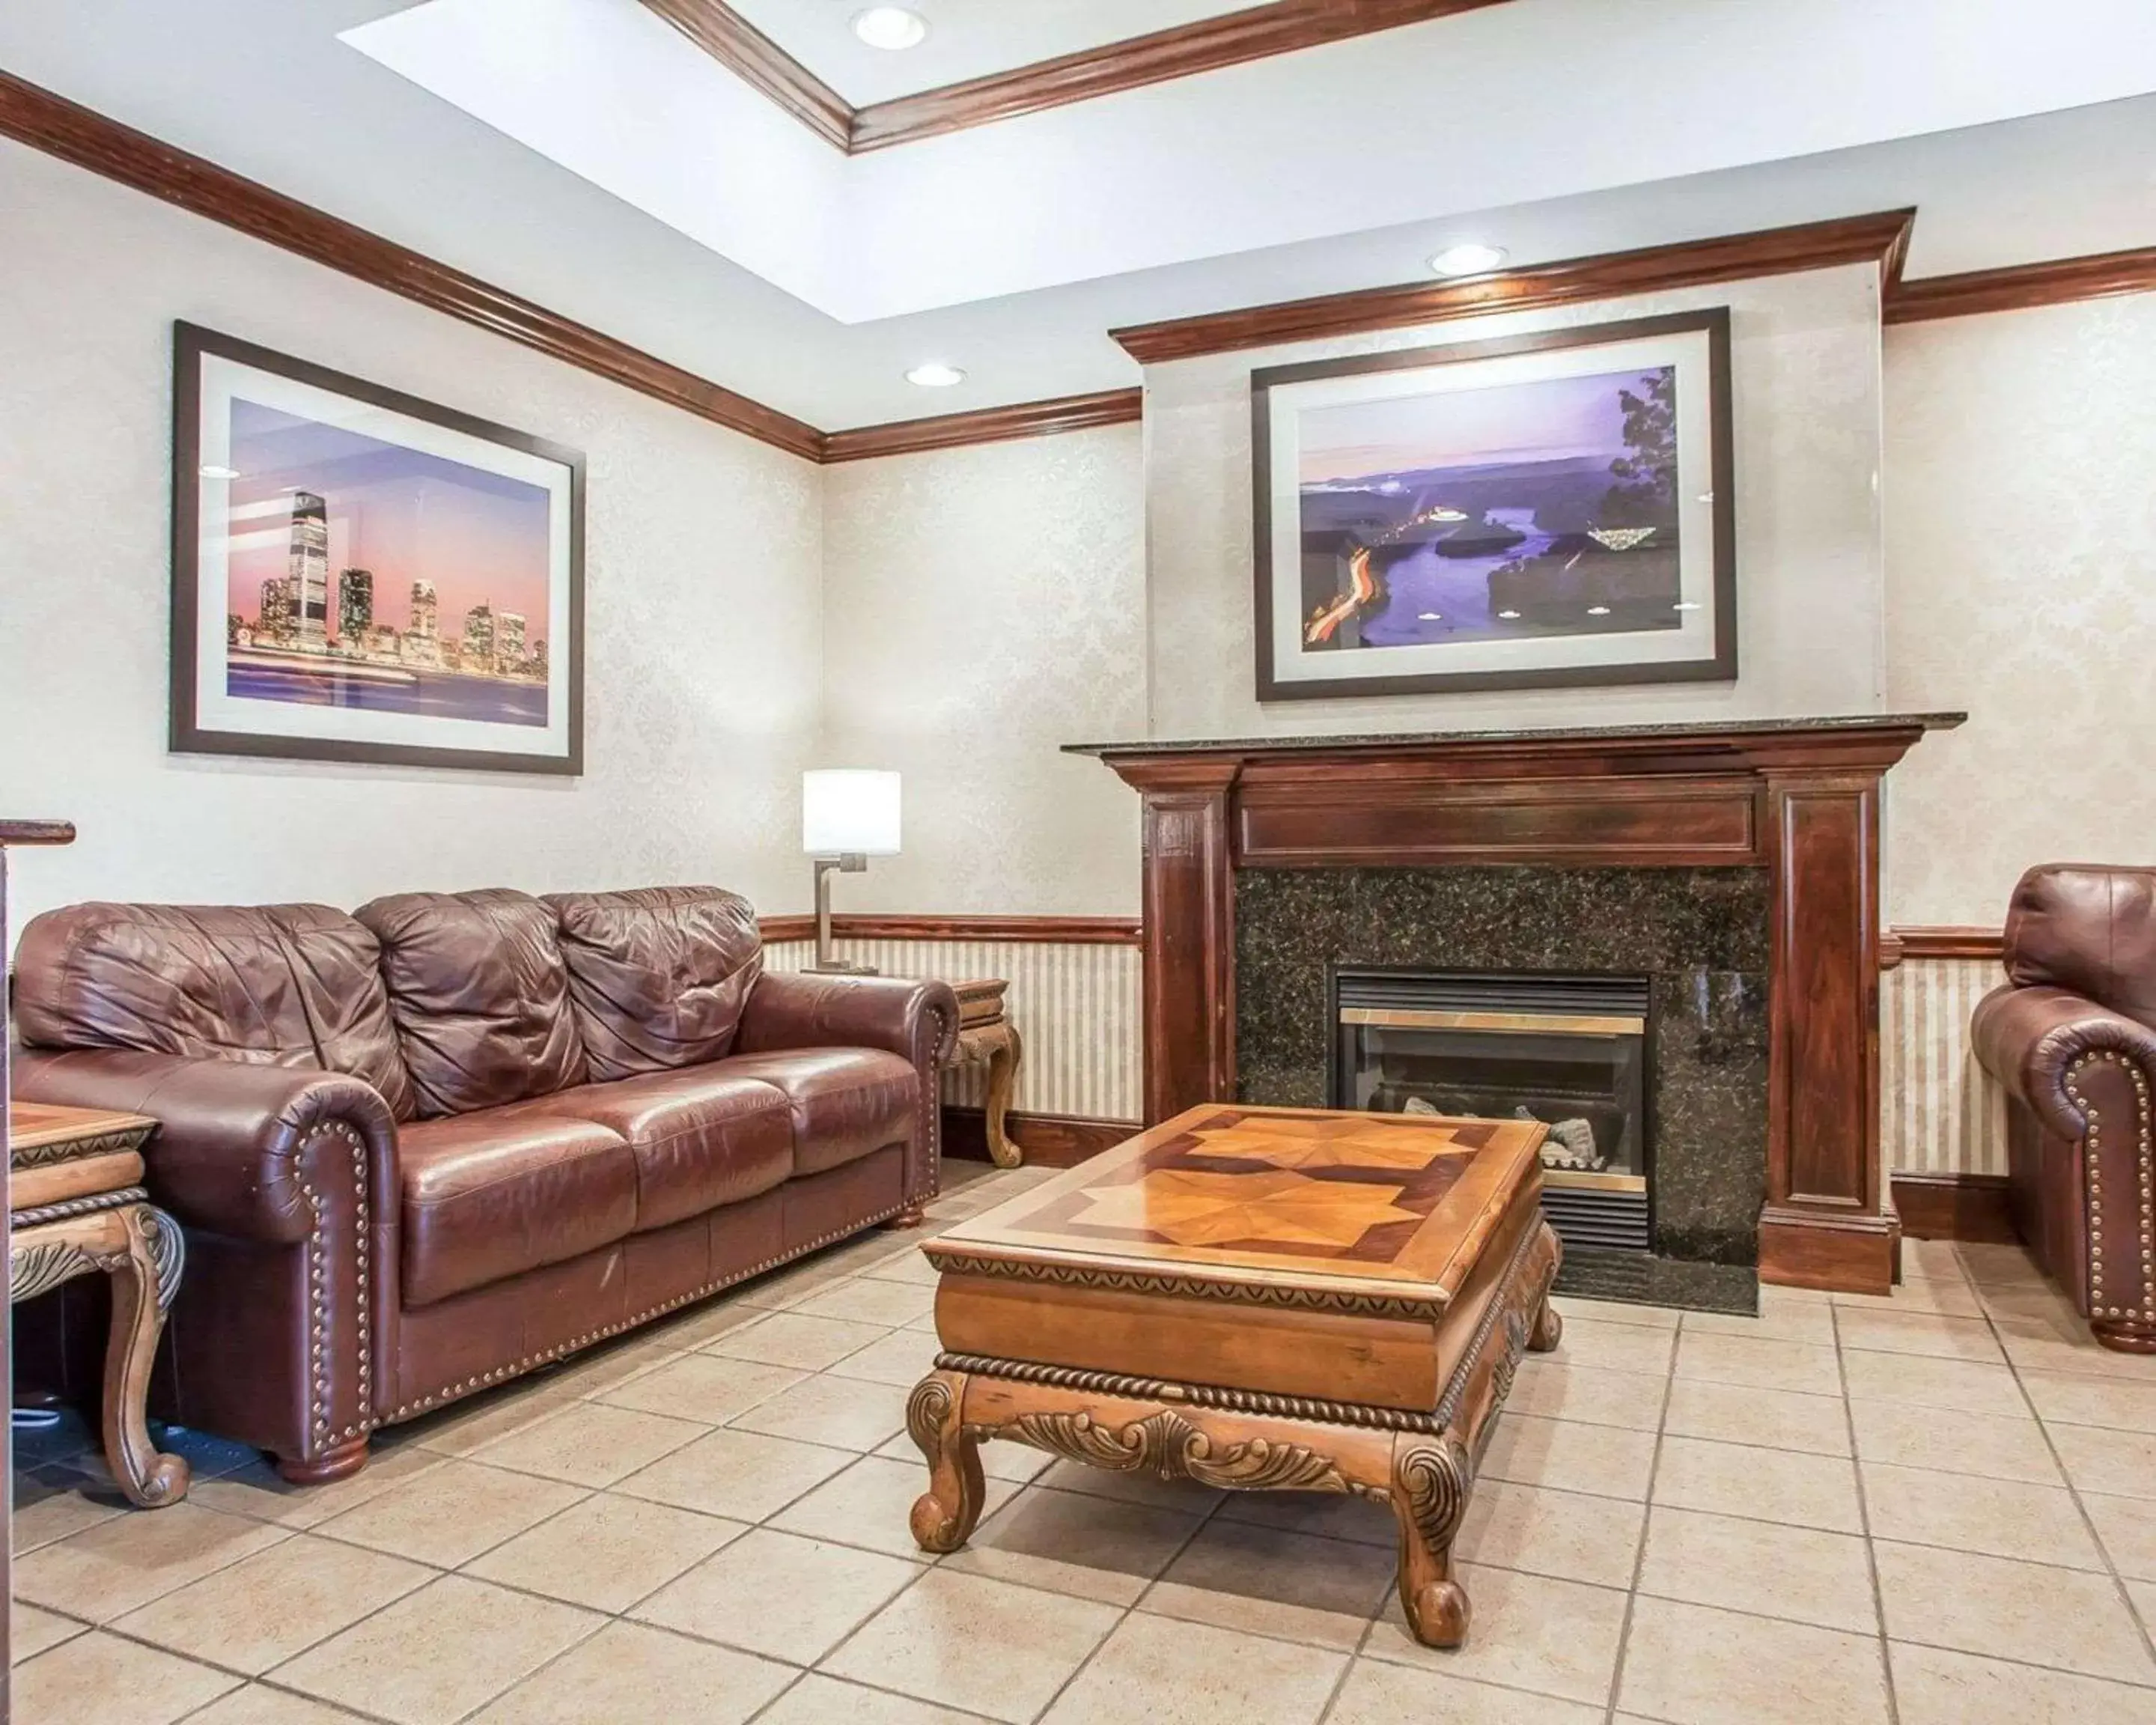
[0,70,1136,466]
[643,1,1511,155]
[0,70,826,461]
[1884,246,2156,326]
[760,914,1143,946]
[1111,209,1917,363]
[822,389,1142,463]
[0,821,76,847]
[639,0,852,152]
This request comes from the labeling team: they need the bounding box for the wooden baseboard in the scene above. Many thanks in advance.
[941,1107,1133,1168]
[1757,1204,1898,1296]
[1892,1172,2017,1244]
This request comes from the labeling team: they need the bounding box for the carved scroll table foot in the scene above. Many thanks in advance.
[906,1369,986,1552]
[12,1193,190,1508]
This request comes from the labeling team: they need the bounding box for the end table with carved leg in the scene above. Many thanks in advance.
[9,1104,190,1508]
[948,979,1025,1169]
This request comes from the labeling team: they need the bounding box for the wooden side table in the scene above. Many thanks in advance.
[948,979,1025,1169]
[9,1103,190,1507]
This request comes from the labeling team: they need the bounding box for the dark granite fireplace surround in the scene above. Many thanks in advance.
[1237,867,1769,1311]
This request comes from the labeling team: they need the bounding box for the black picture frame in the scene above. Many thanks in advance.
[171,321,585,774]
[1252,308,1737,701]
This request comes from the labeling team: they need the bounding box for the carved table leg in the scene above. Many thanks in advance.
[102,1205,190,1507]
[982,1023,1024,1169]
[1528,1294,1563,1352]
[906,1369,985,1552]
[1390,1432,1472,1648]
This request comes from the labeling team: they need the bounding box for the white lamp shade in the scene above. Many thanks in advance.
[803,769,901,857]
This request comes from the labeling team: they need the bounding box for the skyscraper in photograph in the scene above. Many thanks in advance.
[259,574,293,640]
[464,601,496,672]
[498,611,526,669]
[409,579,439,639]
[338,568,374,644]
[288,490,329,645]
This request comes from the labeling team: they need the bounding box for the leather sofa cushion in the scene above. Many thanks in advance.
[545,887,764,1083]
[12,901,415,1119]
[545,1067,795,1233]
[716,1049,919,1177]
[398,1103,637,1306]
[2006,865,2156,1031]
[357,889,588,1117]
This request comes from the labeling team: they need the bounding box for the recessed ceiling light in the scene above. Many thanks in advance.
[853,7,928,50]
[1496,609,1521,620]
[1428,242,1508,278]
[905,362,965,388]
[1586,604,1612,616]
[198,463,241,480]
[1673,600,1703,612]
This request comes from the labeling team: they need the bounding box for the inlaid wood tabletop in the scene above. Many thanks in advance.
[926,1103,1544,1310]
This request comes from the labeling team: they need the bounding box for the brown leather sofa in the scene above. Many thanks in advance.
[12,886,957,1480]
[1972,864,2156,1354]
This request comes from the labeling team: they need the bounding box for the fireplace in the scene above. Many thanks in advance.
[1071,714,1967,1297]
[1331,967,1651,1252]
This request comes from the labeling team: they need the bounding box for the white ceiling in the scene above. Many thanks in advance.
[727,0,1251,105]
[3,0,2155,432]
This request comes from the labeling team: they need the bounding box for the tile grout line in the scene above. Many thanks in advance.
[1975,1249,2156,1674]
[1600,1319,1681,1725]
[1831,1263,1908,1725]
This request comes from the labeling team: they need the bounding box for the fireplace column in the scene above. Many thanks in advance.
[1125,759,1239,1125]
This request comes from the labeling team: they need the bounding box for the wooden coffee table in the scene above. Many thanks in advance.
[905,1103,1561,1647]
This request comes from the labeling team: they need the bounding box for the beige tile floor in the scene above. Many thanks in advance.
[13,1163,2156,1725]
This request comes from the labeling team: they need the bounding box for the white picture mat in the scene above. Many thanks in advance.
[192,353,576,759]
[1266,326,1721,687]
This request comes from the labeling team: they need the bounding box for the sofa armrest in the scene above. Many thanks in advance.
[13,1047,397,1244]
[1971,984,2156,1141]
[736,972,960,1207]
[13,1047,399,1464]
[736,971,960,1071]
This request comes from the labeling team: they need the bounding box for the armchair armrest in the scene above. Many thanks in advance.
[1972,984,2156,1141]
[736,971,959,1071]
[13,1047,396,1244]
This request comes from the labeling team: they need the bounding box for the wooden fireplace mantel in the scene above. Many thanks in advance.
[1068,713,1966,1295]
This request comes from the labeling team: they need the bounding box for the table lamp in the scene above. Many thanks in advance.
[803,768,900,973]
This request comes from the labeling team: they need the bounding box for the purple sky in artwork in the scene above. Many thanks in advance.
[222,397,552,637]
[1299,367,1665,484]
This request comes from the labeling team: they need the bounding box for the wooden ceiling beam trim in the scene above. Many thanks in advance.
[1111,209,1919,363]
[1884,246,2156,325]
[638,1,1513,153]
[847,0,1514,153]
[0,70,827,461]
[639,0,853,152]
[821,388,1142,463]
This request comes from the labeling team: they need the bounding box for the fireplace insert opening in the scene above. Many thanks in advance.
[1330,967,1652,1253]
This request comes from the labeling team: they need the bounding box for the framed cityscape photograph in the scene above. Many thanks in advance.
[171,323,584,773]
[1252,309,1735,700]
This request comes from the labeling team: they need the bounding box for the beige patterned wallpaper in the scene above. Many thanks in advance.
[1881,955,2009,1178]
[818,428,1147,917]
[1881,294,2156,925]
[0,139,825,930]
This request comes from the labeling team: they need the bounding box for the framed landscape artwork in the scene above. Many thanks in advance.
[1252,309,1735,700]
[171,323,584,773]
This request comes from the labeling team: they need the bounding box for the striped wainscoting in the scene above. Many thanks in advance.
[1881,954,2010,1178]
[764,936,1142,1122]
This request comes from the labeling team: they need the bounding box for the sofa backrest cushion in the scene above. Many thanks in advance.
[2004,863,2156,1031]
[11,901,416,1118]
[355,889,588,1116]
[544,886,764,1083]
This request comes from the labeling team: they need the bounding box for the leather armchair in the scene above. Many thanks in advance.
[1972,865,2156,1354]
